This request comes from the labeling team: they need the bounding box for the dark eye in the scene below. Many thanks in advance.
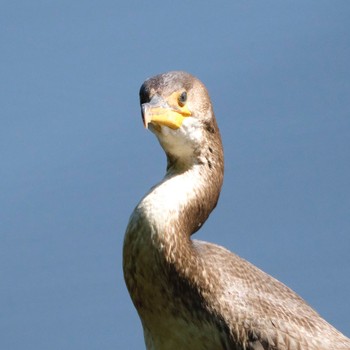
[178,91,187,106]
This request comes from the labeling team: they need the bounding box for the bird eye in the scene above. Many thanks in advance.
[178,91,187,106]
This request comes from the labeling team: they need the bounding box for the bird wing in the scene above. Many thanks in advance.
[193,240,350,350]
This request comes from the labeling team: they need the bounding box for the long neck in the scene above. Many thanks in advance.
[123,131,224,326]
[136,138,224,254]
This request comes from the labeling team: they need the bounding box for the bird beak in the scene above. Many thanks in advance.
[141,94,191,130]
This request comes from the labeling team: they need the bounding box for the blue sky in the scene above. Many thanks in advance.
[1,1,349,349]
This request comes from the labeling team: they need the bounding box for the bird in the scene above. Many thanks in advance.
[123,71,350,350]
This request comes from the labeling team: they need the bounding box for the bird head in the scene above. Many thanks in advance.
[139,71,218,163]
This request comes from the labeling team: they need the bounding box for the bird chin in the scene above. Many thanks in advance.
[148,123,161,134]
[149,123,177,137]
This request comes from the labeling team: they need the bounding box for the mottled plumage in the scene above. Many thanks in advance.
[123,71,350,350]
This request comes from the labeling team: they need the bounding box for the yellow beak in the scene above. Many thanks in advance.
[141,95,191,130]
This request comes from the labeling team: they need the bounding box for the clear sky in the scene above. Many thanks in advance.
[1,1,349,349]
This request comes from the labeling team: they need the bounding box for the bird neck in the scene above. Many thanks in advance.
[136,146,224,254]
[123,131,224,326]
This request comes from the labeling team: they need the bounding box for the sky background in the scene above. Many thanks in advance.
[1,1,350,349]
